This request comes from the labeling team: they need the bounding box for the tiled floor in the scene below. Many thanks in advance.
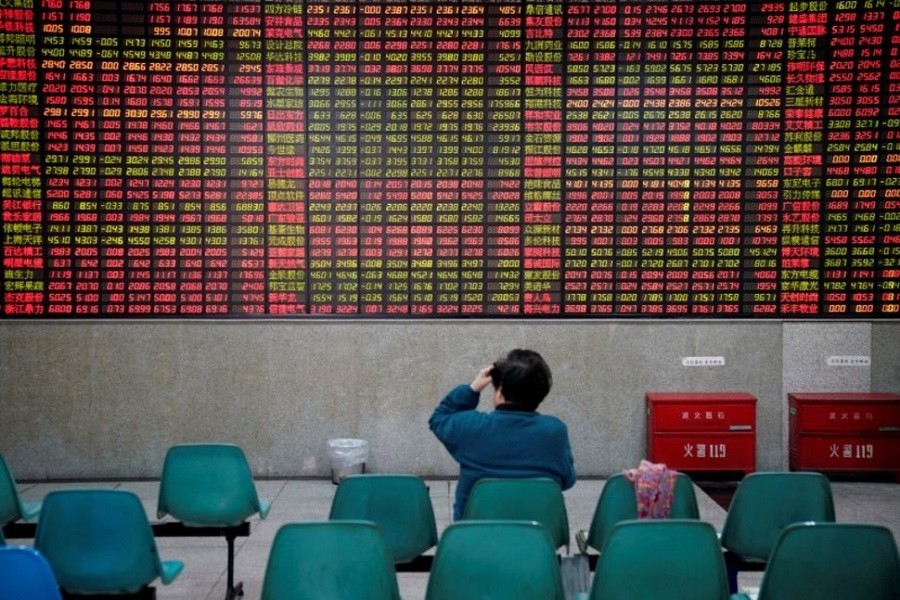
[9,478,900,600]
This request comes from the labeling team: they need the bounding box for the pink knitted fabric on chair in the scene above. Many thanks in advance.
[623,460,676,519]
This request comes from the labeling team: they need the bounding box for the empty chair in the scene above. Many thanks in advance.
[426,521,565,600]
[261,521,400,600]
[156,443,270,598]
[584,472,699,552]
[461,478,570,551]
[720,471,835,592]
[734,522,900,600]
[0,546,62,600]
[156,443,271,526]
[328,474,438,563]
[34,489,183,595]
[581,520,730,600]
[0,454,41,528]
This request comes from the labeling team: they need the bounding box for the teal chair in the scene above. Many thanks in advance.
[328,474,438,563]
[0,455,41,528]
[261,521,401,600]
[579,520,730,600]
[157,443,270,599]
[584,472,700,552]
[34,489,183,595]
[734,522,900,600]
[425,521,565,600]
[0,546,62,600]
[461,478,570,551]
[720,472,835,593]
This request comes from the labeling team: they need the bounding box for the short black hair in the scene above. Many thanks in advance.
[489,349,552,410]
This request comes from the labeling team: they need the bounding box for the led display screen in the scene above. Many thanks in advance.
[1,0,899,317]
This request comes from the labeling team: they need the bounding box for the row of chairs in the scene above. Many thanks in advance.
[4,449,900,598]
[334,472,688,560]
[583,518,900,600]
[320,473,900,600]
[326,471,899,599]
[579,471,888,597]
[1,445,270,598]
[4,516,899,600]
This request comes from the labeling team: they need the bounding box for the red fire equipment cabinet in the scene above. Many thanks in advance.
[646,392,757,474]
[789,393,900,481]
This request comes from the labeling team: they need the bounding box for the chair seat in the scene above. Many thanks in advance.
[258,499,272,520]
[159,560,186,585]
[1,455,43,528]
[19,501,41,522]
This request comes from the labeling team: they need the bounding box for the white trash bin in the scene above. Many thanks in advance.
[327,438,369,484]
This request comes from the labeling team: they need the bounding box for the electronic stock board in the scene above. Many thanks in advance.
[1,0,899,317]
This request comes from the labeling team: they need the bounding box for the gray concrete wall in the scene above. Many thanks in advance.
[0,321,896,480]
[873,321,900,393]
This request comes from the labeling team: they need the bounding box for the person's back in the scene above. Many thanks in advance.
[429,349,576,520]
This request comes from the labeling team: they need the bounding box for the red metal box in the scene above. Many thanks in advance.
[646,392,757,474]
[789,393,900,480]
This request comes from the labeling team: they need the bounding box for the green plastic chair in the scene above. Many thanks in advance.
[261,521,401,600]
[580,520,729,600]
[461,478,570,551]
[734,522,900,600]
[584,472,700,552]
[328,474,438,563]
[720,472,835,592]
[157,443,271,526]
[0,546,63,600]
[157,443,270,598]
[34,489,183,595]
[425,520,565,600]
[0,455,41,527]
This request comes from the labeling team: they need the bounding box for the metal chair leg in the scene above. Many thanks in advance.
[725,557,739,594]
[224,532,244,599]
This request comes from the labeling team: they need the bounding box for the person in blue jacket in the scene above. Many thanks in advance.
[429,348,577,520]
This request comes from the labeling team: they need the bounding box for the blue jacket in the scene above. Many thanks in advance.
[429,384,577,520]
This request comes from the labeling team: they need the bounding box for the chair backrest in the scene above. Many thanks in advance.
[35,489,183,594]
[425,521,565,600]
[589,520,730,600]
[261,521,401,600]
[720,472,835,562]
[328,474,438,563]
[0,546,63,600]
[461,478,570,550]
[756,522,900,600]
[586,472,699,551]
[157,443,270,526]
[0,455,40,526]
